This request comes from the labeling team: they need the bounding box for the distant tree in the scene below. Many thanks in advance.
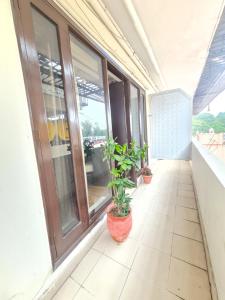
[192,118,210,135]
[82,120,93,137]
[211,121,225,133]
[197,113,215,125]
[192,112,225,135]
[216,112,225,127]
[93,123,107,136]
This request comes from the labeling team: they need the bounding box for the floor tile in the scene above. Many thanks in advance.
[92,230,112,253]
[172,234,207,269]
[141,224,173,254]
[175,206,199,223]
[145,211,174,232]
[93,230,139,268]
[73,288,95,300]
[177,196,197,209]
[128,217,145,240]
[103,237,139,268]
[82,255,129,300]
[168,258,211,300]
[120,271,181,300]
[179,183,194,191]
[151,201,176,217]
[71,249,101,284]
[178,176,192,184]
[131,245,171,287]
[178,189,195,198]
[52,278,80,300]
[173,219,203,241]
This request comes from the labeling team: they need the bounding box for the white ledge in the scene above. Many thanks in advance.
[192,138,225,188]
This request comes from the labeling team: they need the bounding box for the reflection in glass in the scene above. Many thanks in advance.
[32,8,80,234]
[70,35,112,213]
[130,84,141,168]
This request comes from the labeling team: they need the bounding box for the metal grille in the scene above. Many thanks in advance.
[38,52,104,103]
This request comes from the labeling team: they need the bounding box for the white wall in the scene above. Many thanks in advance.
[0,1,52,299]
[192,140,225,300]
[150,89,192,160]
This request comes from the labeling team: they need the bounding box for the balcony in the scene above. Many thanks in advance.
[52,160,211,300]
[2,1,225,299]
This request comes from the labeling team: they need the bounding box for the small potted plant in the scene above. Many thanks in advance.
[142,166,152,184]
[104,138,146,242]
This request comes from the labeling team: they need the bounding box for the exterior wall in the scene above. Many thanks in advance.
[192,140,225,300]
[150,89,192,159]
[0,1,52,299]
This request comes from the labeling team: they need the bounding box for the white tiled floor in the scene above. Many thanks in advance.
[52,161,211,300]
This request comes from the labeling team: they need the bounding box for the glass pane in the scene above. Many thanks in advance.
[140,94,147,144]
[130,84,141,168]
[140,95,147,163]
[32,8,80,234]
[70,35,112,213]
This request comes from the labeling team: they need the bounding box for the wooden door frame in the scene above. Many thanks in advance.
[12,0,93,266]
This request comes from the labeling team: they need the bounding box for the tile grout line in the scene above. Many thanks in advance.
[170,253,212,299]
[176,203,197,210]
[117,244,140,300]
[167,290,185,300]
[167,170,177,294]
[171,255,207,272]
[70,249,103,289]
[173,232,203,243]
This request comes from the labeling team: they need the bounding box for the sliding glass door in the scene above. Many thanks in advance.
[14,0,146,265]
[32,8,81,236]
[130,84,141,169]
[69,35,112,216]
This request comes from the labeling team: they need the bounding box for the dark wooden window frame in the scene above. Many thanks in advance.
[11,0,148,267]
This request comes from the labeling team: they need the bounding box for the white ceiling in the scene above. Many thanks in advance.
[101,0,224,96]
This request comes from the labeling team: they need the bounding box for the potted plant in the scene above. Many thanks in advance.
[103,138,146,242]
[142,166,153,184]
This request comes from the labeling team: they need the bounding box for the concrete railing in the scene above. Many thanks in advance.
[192,139,225,300]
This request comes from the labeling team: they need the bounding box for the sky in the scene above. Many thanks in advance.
[202,89,225,115]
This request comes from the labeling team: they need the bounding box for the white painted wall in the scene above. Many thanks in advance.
[192,140,225,300]
[150,89,192,160]
[0,1,52,299]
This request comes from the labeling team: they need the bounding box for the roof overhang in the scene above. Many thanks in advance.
[193,7,225,114]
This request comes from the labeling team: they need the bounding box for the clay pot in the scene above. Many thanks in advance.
[143,175,152,184]
[107,210,132,242]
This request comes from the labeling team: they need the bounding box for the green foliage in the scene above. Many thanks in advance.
[192,112,225,135]
[83,139,94,159]
[142,167,152,176]
[82,120,106,137]
[104,138,148,217]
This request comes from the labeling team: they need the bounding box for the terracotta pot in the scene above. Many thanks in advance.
[107,210,132,242]
[143,175,152,184]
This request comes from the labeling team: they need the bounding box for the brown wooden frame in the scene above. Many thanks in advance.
[11,0,148,267]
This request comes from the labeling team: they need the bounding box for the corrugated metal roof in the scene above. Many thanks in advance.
[193,7,225,114]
